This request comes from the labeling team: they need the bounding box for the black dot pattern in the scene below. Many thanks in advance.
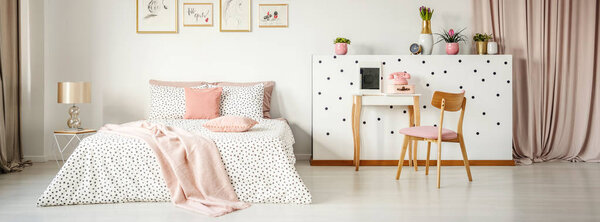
[312,56,512,162]
[38,120,312,206]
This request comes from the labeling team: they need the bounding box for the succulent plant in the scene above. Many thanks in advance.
[334,37,351,44]
[473,33,493,42]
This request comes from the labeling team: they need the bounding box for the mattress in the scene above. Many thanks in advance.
[37,119,311,206]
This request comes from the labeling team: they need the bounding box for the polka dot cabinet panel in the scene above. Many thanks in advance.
[312,55,513,161]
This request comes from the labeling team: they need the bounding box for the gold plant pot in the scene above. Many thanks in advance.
[421,20,431,34]
[476,41,488,54]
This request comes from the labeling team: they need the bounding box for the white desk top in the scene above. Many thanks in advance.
[353,93,421,97]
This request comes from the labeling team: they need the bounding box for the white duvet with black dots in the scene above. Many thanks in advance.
[37,119,311,206]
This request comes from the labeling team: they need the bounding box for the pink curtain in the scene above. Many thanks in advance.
[474,0,600,163]
[0,0,30,173]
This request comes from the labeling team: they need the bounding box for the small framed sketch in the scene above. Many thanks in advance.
[183,3,213,26]
[220,0,251,32]
[258,4,288,28]
[136,0,178,33]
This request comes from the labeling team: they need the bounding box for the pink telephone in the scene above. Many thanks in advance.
[388,72,411,85]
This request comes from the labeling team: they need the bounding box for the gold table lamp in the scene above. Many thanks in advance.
[57,82,91,129]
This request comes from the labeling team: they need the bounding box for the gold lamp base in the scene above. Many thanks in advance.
[67,105,82,129]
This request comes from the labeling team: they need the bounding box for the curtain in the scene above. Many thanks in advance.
[473,0,600,163]
[0,0,28,173]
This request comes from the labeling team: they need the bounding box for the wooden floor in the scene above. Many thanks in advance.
[1,161,599,222]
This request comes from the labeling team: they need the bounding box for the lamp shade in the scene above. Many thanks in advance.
[57,82,91,104]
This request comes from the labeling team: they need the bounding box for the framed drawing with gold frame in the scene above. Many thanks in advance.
[258,4,288,28]
[136,0,178,33]
[220,0,251,32]
[183,3,214,27]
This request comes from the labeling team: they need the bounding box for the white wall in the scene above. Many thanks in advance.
[20,0,45,162]
[25,0,476,160]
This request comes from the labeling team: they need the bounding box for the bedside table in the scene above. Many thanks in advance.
[53,129,97,166]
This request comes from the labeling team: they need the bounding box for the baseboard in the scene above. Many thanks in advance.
[23,155,46,163]
[310,159,515,166]
[295,154,312,161]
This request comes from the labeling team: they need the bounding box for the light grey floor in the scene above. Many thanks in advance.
[1,161,599,222]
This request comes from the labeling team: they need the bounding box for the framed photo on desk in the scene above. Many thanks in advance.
[358,62,383,95]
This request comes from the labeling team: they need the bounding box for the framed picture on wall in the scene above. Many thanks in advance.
[136,0,178,33]
[220,0,251,32]
[183,3,213,26]
[258,4,288,28]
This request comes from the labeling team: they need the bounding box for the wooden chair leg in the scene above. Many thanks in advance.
[425,142,431,175]
[395,136,410,180]
[412,140,418,171]
[459,136,473,181]
[436,141,442,189]
[408,142,413,167]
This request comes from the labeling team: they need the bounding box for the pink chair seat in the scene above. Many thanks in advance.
[398,126,458,140]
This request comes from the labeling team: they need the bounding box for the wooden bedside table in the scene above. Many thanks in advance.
[53,129,97,166]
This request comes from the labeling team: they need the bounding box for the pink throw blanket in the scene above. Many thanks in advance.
[100,121,249,217]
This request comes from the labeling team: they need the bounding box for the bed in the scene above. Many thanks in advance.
[37,118,311,207]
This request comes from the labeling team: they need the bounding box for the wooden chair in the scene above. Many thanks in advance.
[395,90,472,188]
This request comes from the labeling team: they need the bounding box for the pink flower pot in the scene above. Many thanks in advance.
[335,43,348,55]
[446,43,459,55]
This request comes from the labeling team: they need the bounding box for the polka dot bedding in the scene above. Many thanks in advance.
[37,119,311,207]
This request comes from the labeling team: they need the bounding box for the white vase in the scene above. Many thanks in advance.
[487,41,498,55]
[419,34,433,55]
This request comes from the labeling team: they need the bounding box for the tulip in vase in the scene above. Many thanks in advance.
[435,28,467,55]
[418,6,434,55]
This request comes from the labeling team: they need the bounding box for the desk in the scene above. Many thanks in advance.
[352,94,421,171]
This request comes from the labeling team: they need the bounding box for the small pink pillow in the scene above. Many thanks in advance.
[203,116,258,132]
[184,87,222,119]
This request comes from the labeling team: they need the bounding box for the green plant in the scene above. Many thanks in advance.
[435,28,467,44]
[473,33,493,42]
[333,37,351,44]
[419,6,434,21]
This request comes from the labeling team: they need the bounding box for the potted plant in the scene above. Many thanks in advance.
[418,6,434,55]
[333,37,351,55]
[435,28,467,55]
[473,33,492,54]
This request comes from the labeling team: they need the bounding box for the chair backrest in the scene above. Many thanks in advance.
[431,91,465,112]
[430,90,467,136]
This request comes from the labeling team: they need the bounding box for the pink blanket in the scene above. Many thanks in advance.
[100,121,249,217]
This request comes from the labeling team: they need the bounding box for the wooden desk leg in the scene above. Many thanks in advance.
[353,96,362,171]
[352,102,356,166]
[412,96,421,171]
[407,106,414,167]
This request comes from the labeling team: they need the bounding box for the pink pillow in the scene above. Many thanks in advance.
[202,116,258,132]
[184,87,222,119]
[150,80,275,118]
